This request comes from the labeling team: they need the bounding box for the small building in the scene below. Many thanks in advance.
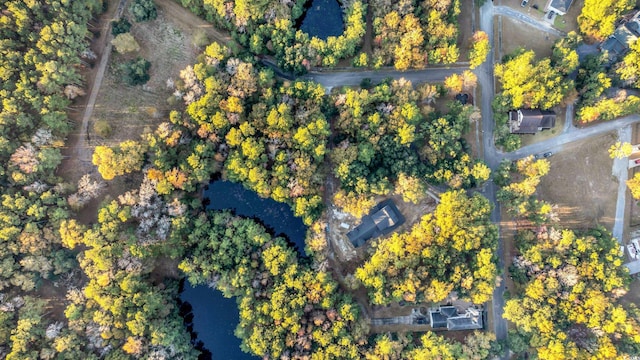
[544,0,574,16]
[346,199,405,247]
[509,109,556,134]
[600,12,640,62]
[429,305,483,331]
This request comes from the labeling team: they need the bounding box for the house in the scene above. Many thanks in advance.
[508,109,556,134]
[544,0,574,16]
[346,199,405,247]
[600,12,640,61]
[429,305,484,331]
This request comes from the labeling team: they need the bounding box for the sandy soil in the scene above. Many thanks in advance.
[536,132,618,229]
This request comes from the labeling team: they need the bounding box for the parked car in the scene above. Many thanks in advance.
[534,152,553,159]
[634,159,640,164]
[521,0,528,7]
[547,10,555,19]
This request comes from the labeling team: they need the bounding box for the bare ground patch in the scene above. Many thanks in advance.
[536,133,618,230]
[499,16,560,59]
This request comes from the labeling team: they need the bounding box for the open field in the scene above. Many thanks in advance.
[536,132,618,229]
[499,16,560,59]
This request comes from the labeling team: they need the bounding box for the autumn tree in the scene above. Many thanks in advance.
[578,0,635,41]
[469,31,490,69]
[111,33,140,54]
[356,190,498,305]
[626,172,640,199]
[92,141,146,180]
[608,141,633,159]
[495,49,574,110]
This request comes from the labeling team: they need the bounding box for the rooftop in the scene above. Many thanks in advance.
[346,199,405,247]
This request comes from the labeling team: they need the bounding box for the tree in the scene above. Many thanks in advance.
[120,57,151,85]
[495,50,574,110]
[111,18,131,36]
[111,33,140,54]
[608,141,633,159]
[578,0,635,41]
[92,141,146,180]
[626,172,640,199]
[469,31,490,69]
[129,0,157,22]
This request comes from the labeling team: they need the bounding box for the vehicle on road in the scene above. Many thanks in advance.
[634,159,640,165]
[521,0,528,6]
[534,152,553,159]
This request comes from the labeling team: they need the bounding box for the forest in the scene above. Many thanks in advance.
[4,0,640,358]
[498,157,640,359]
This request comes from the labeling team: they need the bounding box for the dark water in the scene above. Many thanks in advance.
[181,180,308,359]
[203,180,307,252]
[180,283,256,360]
[299,0,344,40]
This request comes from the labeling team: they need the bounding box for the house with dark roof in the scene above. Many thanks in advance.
[544,0,574,16]
[600,12,640,62]
[429,305,483,331]
[346,199,405,247]
[508,109,556,134]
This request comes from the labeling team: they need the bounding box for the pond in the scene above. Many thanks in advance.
[180,180,308,359]
[298,0,344,40]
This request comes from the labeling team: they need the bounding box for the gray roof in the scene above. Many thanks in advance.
[347,199,405,247]
[429,306,483,331]
[447,316,482,331]
[548,0,574,13]
[509,109,556,134]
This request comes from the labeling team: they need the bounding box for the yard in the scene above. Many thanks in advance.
[536,132,618,229]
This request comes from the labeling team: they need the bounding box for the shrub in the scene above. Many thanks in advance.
[129,0,157,22]
[93,120,113,138]
[120,57,151,86]
[111,18,131,36]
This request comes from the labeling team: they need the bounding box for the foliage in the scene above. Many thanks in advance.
[93,120,113,138]
[370,0,461,69]
[355,190,498,305]
[111,33,140,54]
[608,141,633,159]
[119,57,151,85]
[110,18,131,36]
[0,0,103,353]
[497,156,555,224]
[180,211,366,359]
[160,50,329,224]
[60,190,198,358]
[178,0,365,74]
[575,54,612,109]
[578,0,635,41]
[129,0,157,22]
[495,49,574,110]
[626,172,640,199]
[617,39,640,89]
[92,141,147,180]
[469,31,490,69]
[577,92,640,123]
[505,227,637,359]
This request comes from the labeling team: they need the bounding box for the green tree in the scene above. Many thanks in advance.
[129,0,157,22]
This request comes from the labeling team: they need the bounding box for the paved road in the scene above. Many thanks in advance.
[612,126,631,243]
[503,115,640,161]
[476,1,508,353]
[305,66,468,91]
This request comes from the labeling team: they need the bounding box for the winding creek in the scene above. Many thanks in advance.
[180,180,308,359]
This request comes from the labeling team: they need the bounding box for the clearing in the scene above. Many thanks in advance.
[496,15,560,60]
[536,133,618,229]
